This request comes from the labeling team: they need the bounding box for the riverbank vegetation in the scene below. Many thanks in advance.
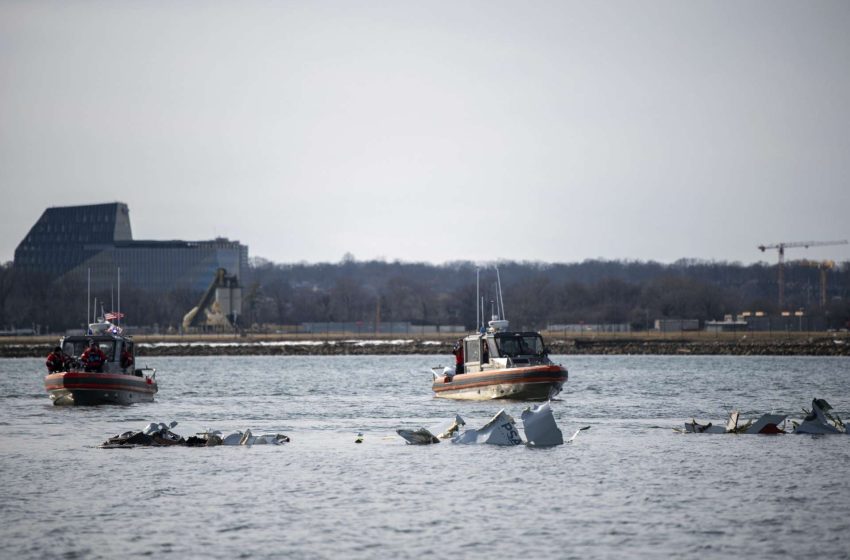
[1,257,849,334]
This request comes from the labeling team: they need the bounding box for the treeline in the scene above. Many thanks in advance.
[2,258,849,333]
[0,263,205,333]
[243,258,850,331]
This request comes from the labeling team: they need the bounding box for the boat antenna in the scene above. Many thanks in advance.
[495,265,506,320]
[476,267,480,331]
[87,268,91,327]
[480,296,485,330]
[117,267,121,326]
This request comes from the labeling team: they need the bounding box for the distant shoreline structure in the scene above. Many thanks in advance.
[2,332,848,357]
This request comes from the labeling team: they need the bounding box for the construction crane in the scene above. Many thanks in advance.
[819,260,835,308]
[757,240,848,309]
[799,259,838,308]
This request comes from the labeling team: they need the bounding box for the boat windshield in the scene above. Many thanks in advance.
[63,338,117,361]
[493,333,545,357]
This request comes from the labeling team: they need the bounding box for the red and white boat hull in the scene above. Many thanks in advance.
[45,371,158,406]
[432,364,567,401]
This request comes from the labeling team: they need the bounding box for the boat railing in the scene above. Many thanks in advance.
[134,366,156,379]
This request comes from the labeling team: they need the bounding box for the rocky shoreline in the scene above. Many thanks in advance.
[2,337,848,358]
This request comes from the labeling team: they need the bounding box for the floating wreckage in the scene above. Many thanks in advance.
[102,421,183,446]
[101,421,290,448]
[793,398,846,434]
[397,402,588,447]
[452,409,525,445]
[679,398,847,435]
[201,429,291,446]
[522,402,568,446]
[682,410,787,435]
[397,414,466,445]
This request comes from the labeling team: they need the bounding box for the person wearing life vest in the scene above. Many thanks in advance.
[81,340,107,372]
[452,339,464,375]
[120,346,134,373]
[46,346,67,373]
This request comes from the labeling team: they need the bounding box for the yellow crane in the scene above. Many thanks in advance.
[757,240,848,308]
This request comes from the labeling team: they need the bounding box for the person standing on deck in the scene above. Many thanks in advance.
[452,339,464,375]
[120,346,134,373]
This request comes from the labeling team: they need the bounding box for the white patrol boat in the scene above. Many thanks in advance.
[431,319,568,401]
[431,267,568,401]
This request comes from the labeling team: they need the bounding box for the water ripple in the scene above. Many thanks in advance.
[1,355,849,559]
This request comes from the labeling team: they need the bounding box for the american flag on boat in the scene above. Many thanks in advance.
[104,311,125,321]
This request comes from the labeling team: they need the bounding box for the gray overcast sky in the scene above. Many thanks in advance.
[2,1,849,265]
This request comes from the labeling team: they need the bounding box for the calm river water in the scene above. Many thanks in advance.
[1,354,849,559]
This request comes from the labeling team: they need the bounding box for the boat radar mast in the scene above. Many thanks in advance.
[476,265,509,333]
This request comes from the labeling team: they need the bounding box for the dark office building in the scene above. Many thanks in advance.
[14,203,249,292]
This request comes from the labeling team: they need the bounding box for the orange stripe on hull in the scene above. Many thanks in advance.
[44,372,157,395]
[45,382,157,394]
[433,376,565,393]
[432,365,567,393]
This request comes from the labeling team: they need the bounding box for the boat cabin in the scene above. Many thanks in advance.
[59,323,136,374]
[462,329,549,374]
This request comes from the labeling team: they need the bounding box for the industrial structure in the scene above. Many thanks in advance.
[757,240,848,308]
[13,203,249,292]
[182,268,243,331]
